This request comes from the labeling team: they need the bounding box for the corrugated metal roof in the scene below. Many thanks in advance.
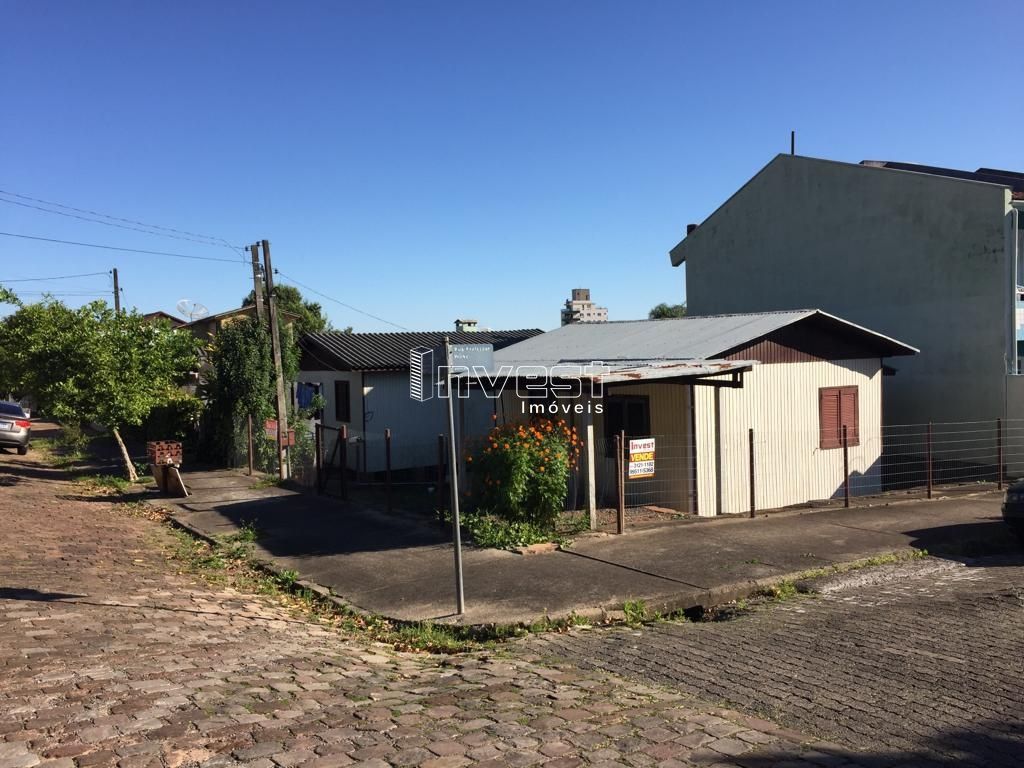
[300,328,543,372]
[492,309,916,368]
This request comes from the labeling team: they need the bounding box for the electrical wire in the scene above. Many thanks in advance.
[275,270,410,331]
[0,231,248,265]
[0,189,243,252]
[0,271,110,282]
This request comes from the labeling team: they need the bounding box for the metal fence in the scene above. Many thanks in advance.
[592,418,1024,530]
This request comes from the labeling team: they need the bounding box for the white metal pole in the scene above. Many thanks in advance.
[444,337,466,615]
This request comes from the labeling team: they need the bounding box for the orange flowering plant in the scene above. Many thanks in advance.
[473,417,582,528]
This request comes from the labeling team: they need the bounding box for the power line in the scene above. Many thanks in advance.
[0,231,248,265]
[13,291,111,297]
[0,189,243,252]
[275,270,410,331]
[0,271,110,282]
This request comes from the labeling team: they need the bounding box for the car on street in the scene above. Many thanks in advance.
[1001,479,1024,544]
[0,401,31,455]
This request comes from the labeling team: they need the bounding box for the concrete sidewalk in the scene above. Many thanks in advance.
[157,468,1021,625]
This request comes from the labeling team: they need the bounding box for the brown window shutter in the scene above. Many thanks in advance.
[840,387,859,446]
[819,388,840,449]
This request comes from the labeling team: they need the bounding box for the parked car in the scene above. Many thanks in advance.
[0,401,31,455]
[1001,480,1024,544]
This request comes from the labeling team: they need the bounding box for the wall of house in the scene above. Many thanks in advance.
[693,358,882,515]
[495,382,694,513]
[679,154,1013,427]
[299,370,363,470]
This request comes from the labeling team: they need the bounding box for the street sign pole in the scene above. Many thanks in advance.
[443,336,466,616]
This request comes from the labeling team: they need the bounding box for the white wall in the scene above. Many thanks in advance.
[694,358,883,516]
[678,155,1012,426]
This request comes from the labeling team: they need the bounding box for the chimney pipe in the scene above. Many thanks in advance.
[686,223,698,235]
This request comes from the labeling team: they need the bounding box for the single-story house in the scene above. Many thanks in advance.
[298,326,543,474]
[486,310,917,516]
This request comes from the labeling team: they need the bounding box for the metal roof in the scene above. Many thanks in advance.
[492,309,917,369]
[300,328,543,372]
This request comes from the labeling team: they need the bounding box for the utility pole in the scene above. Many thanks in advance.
[112,268,121,313]
[261,240,289,480]
[248,244,267,324]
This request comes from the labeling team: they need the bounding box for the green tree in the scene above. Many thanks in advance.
[200,315,299,469]
[242,284,333,336]
[0,297,200,480]
[648,302,687,319]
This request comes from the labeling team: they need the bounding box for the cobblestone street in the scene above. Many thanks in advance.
[530,558,1024,766]
[0,450,845,768]
[3,449,1023,768]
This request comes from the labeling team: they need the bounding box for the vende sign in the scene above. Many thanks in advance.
[628,437,656,479]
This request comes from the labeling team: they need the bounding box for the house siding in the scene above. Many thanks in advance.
[679,154,1010,426]
[693,358,882,516]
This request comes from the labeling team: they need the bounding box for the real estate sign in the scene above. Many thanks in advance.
[628,437,655,479]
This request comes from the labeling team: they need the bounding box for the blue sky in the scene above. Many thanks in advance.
[1,1,1020,331]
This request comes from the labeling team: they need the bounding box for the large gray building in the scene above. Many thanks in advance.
[670,154,1024,426]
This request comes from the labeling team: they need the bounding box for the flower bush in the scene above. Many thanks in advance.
[473,417,581,528]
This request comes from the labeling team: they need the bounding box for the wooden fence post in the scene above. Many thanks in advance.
[339,425,348,500]
[385,428,392,513]
[926,422,932,499]
[842,425,850,508]
[997,418,1003,490]
[314,422,322,493]
[748,427,755,518]
[437,434,446,513]
[615,431,625,534]
[246,414,254,476]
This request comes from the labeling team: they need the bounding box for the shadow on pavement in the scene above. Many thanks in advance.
[738,724,1023,768]
[905,520,1024,565]
[196,493,449,557]
[0,587,85,602]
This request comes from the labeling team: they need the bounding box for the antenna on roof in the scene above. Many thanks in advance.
[790,130,795,155]
[176,298,210,321]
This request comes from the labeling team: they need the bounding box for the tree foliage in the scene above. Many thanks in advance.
[242,284,333,336]
[0,295,200,478]
[648,302,688,319]
[199,315,299,468]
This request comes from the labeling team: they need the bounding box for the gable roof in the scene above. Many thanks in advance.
[301,328,544,372]
[493,310,916,369]
[670,154,1023,266]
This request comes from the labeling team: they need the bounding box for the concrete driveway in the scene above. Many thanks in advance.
[160,468,1021,625]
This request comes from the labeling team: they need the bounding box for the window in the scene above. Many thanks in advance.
[603,395,651,456]
[819,386,859,449]
[334,380,351,422]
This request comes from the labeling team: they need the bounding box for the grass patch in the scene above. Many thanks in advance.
[251,474,282,489]
[753,549,930,603]
[438,508,590,551]
[74,473,133,494]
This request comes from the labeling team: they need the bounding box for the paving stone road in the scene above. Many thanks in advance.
[529,557,1024,767]
[0,449,865,768]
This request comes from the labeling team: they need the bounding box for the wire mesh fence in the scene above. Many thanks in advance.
[591,418,1024,525]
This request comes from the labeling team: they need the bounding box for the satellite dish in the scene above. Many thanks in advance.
[176,299,210,321]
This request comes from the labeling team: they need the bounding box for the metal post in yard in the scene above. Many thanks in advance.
[437,434,446,514]
[842,425,850,508]
[314,423,322,493]
[342,426,350,498]
[615,432,625,534]
[997,418,1003,489]
[443,337,466,615]
[385,428,392,514]
[748,427,755,518]
[246,414,255,476]
[926,422,933,499]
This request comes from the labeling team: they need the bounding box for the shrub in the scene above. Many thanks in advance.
[472,417,581,528]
